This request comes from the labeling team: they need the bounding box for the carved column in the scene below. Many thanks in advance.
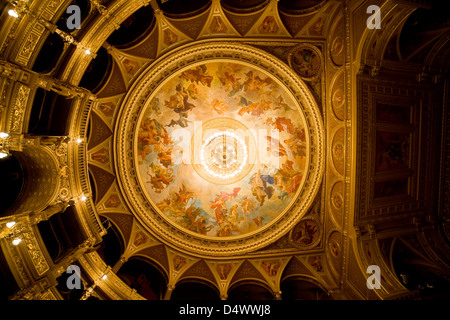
[36,75,94,100]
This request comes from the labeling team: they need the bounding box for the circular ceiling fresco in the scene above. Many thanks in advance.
[116,43,324,256]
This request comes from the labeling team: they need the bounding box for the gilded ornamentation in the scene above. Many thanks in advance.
[96,101,117,118]
[17,31,40,66]
[331,127,345,175]
[9,243,32,287]
[330,181,344,227]
[331,36,345,66]
[22,229,50,276]
[9,84,30,133]
[216,263,232,280]
[328,231,341,259]
[288,44,322,80]
[45,141,72,203]
[331,70,345,121]
[116,42,325,256]
[91,148,110,164]
[40,290,58,300]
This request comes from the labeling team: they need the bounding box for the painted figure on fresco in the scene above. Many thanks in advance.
[273,95,295,111]
[165,83,197,114]
[217,263,232,280]
[137,62,308,238]
[180,65,213,87]
[173,255,187,271]
[164,29,177,45]
[122,59,140,76]
[293,220,319,247]
[250,170,275,206]
[243,71,272,92]
[210,16,227,33]
[91,148,109,164]
[216,64,243,95]
[259,16,278,34]
[261,260,280,276]
[146,163,174,193]
[309,256,323,272]
[97,101,115,117]
[133,231,148,247]
[291,47,321,78]
[241,197,256,219]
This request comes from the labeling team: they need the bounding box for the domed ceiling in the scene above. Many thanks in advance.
[140,61,306,236]
[2,0,450,302]
[116,43,324,256]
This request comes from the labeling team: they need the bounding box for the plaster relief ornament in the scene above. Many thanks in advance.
[288,44,322,80]
[116,43,324,256]
[216,263,232,280]
[290,219,321,249]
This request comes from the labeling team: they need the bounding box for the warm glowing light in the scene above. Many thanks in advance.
[200,131,248,180]
[80,195,87,201]
[12,238,22,246]
[8,10,19,18]
[0,132,9,139]
[6,222,16,228]
[85,49,91,55]
[76,138,83,144]
[0,152,9,159]
[102,275,107,280]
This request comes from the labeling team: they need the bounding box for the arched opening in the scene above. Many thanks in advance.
[96,217,125,267]
[0,248,20,299]
[37,205,87,263]
[117,257,167,300]
[5,147,59,215]
[56,0,91,33]
[278,0,325,14]
[28,88,75,136]
[171,279,220,300]
[0,154,24,215]
[157,0,211,17]
[280,277,330,300]
[228,281,274,300]
[79,46,112,93]
[398,2,450,63]
[55,263,85,300]
[106,5,155,48]
[392,239,450,299]
[88,170,97,204]
[31,32,64,73]
[221,0,268,13]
